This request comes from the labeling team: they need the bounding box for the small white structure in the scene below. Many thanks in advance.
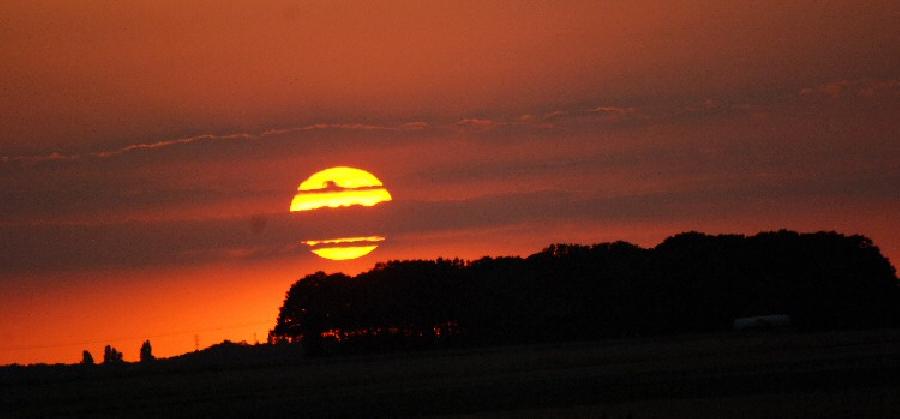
[733,314,792,331]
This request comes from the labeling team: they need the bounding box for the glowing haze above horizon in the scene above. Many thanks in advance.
[1,1,899,364]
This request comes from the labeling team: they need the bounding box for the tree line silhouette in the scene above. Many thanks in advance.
[270,230,900,354]
[79,340,154,365]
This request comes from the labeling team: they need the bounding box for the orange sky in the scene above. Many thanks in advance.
[1,1,899,364]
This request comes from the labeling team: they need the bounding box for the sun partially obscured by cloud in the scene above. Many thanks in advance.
[290,167,392,212]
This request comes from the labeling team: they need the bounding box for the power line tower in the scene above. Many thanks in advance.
[194,334,199,352]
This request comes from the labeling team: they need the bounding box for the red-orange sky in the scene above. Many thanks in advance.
[2,1,899,364]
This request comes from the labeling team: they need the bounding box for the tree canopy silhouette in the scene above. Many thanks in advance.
[271,230,899,353]
[103,345,123,364]
[140,340,154,363]
[81,350,94,365]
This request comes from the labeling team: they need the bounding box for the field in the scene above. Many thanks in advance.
[3,329,900,417]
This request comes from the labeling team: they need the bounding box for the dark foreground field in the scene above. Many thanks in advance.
[3,329,900,418]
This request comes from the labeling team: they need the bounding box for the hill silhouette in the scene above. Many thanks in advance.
[271,230,899,354]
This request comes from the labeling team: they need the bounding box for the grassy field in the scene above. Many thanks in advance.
[3,329,900,417]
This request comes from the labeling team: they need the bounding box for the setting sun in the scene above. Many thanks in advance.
[291,167,391,260]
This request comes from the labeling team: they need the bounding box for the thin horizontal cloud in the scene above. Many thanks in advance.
[456,118,503,129]
[1,121,432,165]
[800,78,900,99]
[2,77,895,167]
[456,105,644,131]
[589,106,638,115]
[397,122,431,130]
[542,110,569,120]
[92,133,256,158]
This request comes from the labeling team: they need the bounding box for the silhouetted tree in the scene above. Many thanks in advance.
[272,271,354,355]
[103,345,123,364]
[81,350,94,365]
[270,230,900,355]
[140,340,154,363]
